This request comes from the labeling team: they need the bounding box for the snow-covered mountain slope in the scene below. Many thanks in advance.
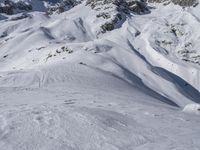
[0,0,200,149]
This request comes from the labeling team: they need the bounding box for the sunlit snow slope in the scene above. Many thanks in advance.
[0,0,200,149]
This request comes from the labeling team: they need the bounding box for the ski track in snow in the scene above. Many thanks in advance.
[0,64,198,150]
[0,97,199,150]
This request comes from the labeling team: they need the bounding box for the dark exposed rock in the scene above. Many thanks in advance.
[86,0,150,15]
[46,0,81,14]
[101,22,115,32]
[96,12,111,19]
[0,0,81,15]
[100,13,123,32]
[86,0,150,33]
[147,0,199,7]
[0,4,13,14]
[0,0,32,15]
[0,0,198,16]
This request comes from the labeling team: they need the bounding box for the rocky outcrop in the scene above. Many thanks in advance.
[0,0,32,15]
[0,0,81,15]
[47,0,81,15]
[147,0,199,7]
[86,0,150,33]
[0,0,198,16]
[86,0,149,15]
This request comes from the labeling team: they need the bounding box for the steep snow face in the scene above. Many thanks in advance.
[0,0,200,149]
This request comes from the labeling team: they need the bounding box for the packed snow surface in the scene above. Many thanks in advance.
[0,0,200,149]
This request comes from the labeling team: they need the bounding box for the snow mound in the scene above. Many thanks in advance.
[183,103,200,115]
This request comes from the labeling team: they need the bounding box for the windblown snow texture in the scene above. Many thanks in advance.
[0,0,200,149]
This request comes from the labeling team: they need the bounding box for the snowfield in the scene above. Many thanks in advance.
[0,0,200,149]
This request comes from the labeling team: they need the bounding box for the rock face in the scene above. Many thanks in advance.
[0,5,12,15]
[0,0,199,16]
[0,0,32,15]
[86,0,149,15]
[147,0,199,7]
[47,0,81,14]
[172,0,198,7]
[0,0,150,15]
[86,0,150,33]
[0,0,81,15]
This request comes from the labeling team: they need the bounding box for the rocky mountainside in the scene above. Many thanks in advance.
[0,0,81,14]
[1,0,200,65]
[0,0,198,15]
[148,0,198,6]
